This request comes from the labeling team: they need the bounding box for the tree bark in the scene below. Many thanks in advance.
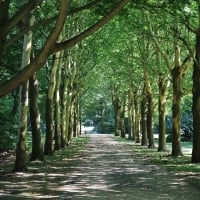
[14,81,28,172]
[113,97,121,136]
[128,89,135,140]
[120,96,126,138]
[54,54,62,151]
[29,73,44,161]
[158,75,167,151]
[141,94,147,146]
[134,97,140,143]
[192,30,200,163]
[44,97,54,155]
[14,15,33,172]
[171,43,183,157]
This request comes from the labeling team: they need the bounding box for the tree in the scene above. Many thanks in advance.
[14,15,33,172]
[0,0,129,97]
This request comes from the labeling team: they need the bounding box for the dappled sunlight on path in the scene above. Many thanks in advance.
[0,134,200,199]
[58,134,200,200]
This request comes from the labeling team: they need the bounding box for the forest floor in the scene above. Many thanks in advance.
[0,134,200,199]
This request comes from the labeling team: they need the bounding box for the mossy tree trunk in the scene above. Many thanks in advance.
[29,73,44,161]
[158,74,168,151]
[171,64,183,156]
[14,16,33,172]
[44,53,59,155]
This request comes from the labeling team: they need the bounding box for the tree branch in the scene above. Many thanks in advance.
[0,0,44,38]
[0,0,69,97]
[69,0,103,15]
[53,0,129,52]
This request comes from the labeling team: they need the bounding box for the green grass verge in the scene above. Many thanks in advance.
[115,136,200,173]
[1,136,89,173]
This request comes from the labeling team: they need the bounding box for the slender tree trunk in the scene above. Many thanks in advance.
[134,97,140,143]
[14,81,29,172]
[54,55,62,151]
[147,92,155,148]
[192,30,200,163]
[141,95,147,146]
[44,50,61,154]
[0,0,9,52]
[120,97,126,138]
[128,90,134,140]
[44,97,54,154]
[144,70,155,148]
[113,97,121,136]
[29,73,44,161]
[14,16,33,172]
[158,75,167,151]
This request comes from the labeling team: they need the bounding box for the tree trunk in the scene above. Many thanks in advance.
[192,31,200,163]
[14,16,33,172]
[158,75,167,151]
[54,57,62,151]
[0,0,9,51]
[119,96,126,138]
[134,97,140,143]
[29,73,44,161]
[171,43,183,157]
[44,97,54,155]
[147,92,155,148]
[141,95,147,146]
[44,50,62,154]
[128,90,135,140]
[113,97,121,136]
[14,82,28,172]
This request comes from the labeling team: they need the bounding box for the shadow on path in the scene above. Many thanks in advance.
[60,134,200,200]
[0,134,199,199]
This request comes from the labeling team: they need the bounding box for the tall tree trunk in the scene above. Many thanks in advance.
[54,54,62,151]
[29,73,44,161]
[44,97,54,154]
[134,97,140,143]
[44,50,61,154]
[147,92,155,148]
[128,90,135,140]
[0,0,9,52]
[144,70,155,148]
[112,96,121,136]
[192,30,200,163]
[14,81,29,172]
[120,96,126,138]
[141,94,147,146]
[158,75,167,151]
[171,44,183,157]
[14,16,33,172]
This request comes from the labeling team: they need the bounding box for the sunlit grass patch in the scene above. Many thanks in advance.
[168,163,200,172]
[115,135,200,174]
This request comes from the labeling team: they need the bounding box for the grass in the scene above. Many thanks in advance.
[0,135,89,173]
[115,136,200,173]
[0,136,89,199]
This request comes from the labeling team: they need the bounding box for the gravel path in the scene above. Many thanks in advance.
[60,134,200,200]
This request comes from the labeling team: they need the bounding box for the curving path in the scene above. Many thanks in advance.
[60,134,200,200]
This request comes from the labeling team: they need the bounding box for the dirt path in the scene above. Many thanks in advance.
[60,134,200,200]
[0,134,200,199]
